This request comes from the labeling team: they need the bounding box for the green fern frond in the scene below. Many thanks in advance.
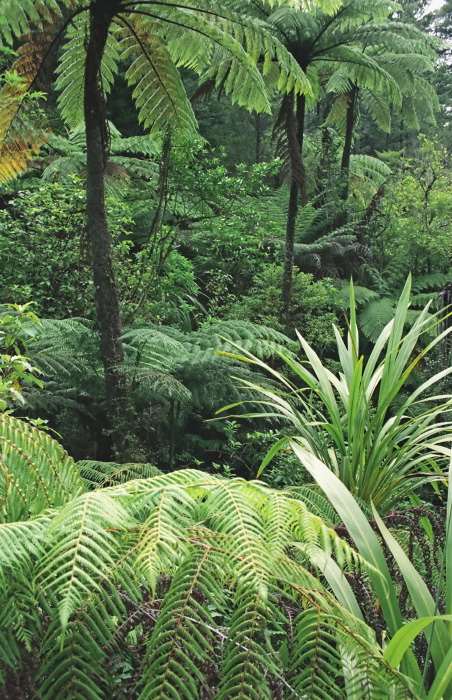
[412,272,451,294]
[337,283,380,308]
[77,460,161,489]
[135,484,198,590]
[0,455,418,697]
[37,490,135,629]
[349,153,392,202]
[361,88,392,132]
[288,607,343,698]
[216,586,281,700]
[139,548,226,700]
[41,122,159,188]
[0,515,48,569]
[0,414,84,522]
[117,19,199,138]
[0,2,47,42]
[323,91,350,134]
[56,17,120,129]
[37,616,107,700]
[358,297,397,340]
[122,327,189,372]
[286,484,341,524]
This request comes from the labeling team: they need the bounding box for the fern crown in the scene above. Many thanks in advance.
[0,0,345,182]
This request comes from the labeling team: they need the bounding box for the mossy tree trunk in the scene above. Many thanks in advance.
[280,94,307,328]
[340,83,358,201]
[84,0,126,456]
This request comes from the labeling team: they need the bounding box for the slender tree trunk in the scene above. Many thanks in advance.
[280,94,306,328]
[84,0,125,455]
[255,113,261,163]
[340,84,358,202]
[169,399,176,471]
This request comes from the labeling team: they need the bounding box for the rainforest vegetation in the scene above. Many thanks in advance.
[2,0,452,697]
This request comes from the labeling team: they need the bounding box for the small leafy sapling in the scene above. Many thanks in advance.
[0,303,43,410]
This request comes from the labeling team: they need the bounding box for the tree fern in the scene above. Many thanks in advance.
[0,0,324,454]
[22,317,296,465]
[0,417,416,696]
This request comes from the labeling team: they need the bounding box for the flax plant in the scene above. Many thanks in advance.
[219,276,452,513]
[289,442,452,699]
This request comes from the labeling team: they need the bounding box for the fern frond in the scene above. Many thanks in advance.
[412,272,451,294]
[122,326,189,373]
[0,414,84,522]
[37,620,106,700]
[349,153,392,202]
[77,460,161,489]
[190,320,295,359]
[56,16,120,129]
[337,282,379,308]
[0,458,417,697]
[139,548,226,700]
[0,29,51,181]
[135,481,197,590]
[0,515,48,569]
[0,0,60,43]
[37,490,134,629]
[216,586,281,699]
[359,297,397,340]
[117,18,199,138]
[286,484,341,524]
[361,88,392,132]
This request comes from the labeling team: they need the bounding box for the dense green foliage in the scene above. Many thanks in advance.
[0,414,434,698]
[230,278,452,512]
[1,0,452,696]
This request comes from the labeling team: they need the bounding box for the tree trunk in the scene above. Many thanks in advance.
[168,399,177,471]
[340,84,358,201]
[279,94,306,328]
[84,0,125,456]
[255,112,261,163]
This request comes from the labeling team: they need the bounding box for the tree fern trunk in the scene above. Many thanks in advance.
[340,84,358,202]
[169,399,176,471]
[84,0,125,456]
[280,94,306,328]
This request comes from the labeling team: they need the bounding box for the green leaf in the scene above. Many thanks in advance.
[384,616,452,669]
[372,505,451,677]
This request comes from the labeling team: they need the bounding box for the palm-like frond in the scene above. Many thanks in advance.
[0,413,84,522]
[56,16,120,129]
[0,0,325,184]
[117,17,199,138]
[78,460,161,489]
[0,27,51,180]
[0,410,417,698]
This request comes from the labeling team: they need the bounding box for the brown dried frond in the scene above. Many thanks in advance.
[189,78,216,105]
[273,93,305,190]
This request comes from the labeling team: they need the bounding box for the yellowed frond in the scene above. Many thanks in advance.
[0,29,52,182]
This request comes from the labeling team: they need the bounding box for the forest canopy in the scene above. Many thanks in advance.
[1,0,452,697]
